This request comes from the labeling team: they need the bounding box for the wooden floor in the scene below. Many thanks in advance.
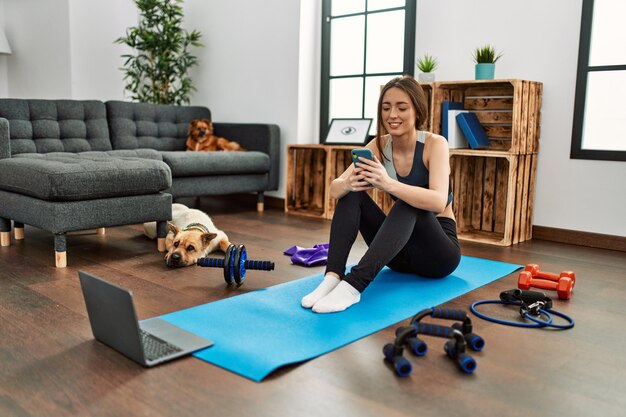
[1,196,625,417]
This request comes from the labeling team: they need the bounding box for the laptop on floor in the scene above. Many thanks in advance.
[78,271,213,367]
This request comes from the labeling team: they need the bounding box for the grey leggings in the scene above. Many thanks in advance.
[325,191,461,293]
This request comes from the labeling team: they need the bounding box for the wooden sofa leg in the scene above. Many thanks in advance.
[0,232,9,247]
[14,222,25,240]
[0,217,10,246]
[156,220,167,252]
[257,192,264,213]
[55,251,67,268]
[54,233,67,268]
[97,227,106,235]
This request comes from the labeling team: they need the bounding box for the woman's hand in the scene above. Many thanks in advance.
[353,156,392,191]
[345,160,373,192]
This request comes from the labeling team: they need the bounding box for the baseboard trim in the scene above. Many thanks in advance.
[532,226,626,252]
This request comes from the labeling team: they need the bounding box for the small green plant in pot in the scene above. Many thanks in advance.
[416,54,438,83]
[472,45,503,80]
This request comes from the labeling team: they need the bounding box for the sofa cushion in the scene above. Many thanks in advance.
[160,151,270,177]
[106,101,211,151]
[0,153,171,201]
[0,99,112,155]
[81,148,164,161]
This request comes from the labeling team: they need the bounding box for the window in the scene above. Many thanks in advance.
[320,0,416,141]
[571,0,626,161]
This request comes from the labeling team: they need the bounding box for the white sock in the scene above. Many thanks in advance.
[301,275,340,308]
[312,281,361,313]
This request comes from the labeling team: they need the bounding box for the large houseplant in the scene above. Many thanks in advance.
[472,45,503,80]
[115,0,202,105]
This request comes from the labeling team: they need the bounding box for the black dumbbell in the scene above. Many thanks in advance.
[197,244,275,286]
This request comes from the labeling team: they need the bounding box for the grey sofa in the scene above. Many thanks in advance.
[0,99,280,267]
[105,101,280,207]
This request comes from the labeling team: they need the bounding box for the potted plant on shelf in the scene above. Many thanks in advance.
[416,54,438,83]
[472,45,503,80]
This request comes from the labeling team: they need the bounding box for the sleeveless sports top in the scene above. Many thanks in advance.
[382,131,453,205]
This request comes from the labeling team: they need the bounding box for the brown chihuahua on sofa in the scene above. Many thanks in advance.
[186,119,245,152]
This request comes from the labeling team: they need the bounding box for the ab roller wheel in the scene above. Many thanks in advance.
[197,244,275,286]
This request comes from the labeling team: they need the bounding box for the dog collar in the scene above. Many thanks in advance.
[182,223,210,234]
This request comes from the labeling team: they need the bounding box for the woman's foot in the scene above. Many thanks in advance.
[312,281,361,313]
[301,274,340,308]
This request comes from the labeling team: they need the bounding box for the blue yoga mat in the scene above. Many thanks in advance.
[160,256,520,381]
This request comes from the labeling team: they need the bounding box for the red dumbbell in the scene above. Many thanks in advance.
[518,271,573,300]
[524,264,576,287]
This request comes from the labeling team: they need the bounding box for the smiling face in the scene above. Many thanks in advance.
[381,87,417,139]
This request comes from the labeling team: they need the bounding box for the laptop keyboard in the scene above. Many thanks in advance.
[140,329,184,361]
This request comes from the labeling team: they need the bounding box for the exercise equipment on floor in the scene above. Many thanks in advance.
[518,263,576,300]
[470,289,575,329]
[524,264,576,286]
[161,256,520,382]
[383,307,485,377]
[518,270,573,300]
[283,243,329,267]
[197,244,275,286]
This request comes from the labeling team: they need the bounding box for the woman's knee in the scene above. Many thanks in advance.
[339,191,367,202]
[390,200,427,215]
[388,200,434,224]
[336,191,370,210]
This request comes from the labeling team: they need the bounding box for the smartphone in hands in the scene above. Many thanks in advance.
[351,148,374,168]
[350,148,374,187]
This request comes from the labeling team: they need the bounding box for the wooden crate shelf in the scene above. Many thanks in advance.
[286,145,352,220]
[432,79,542,154]
[285,79,542,247]
[450,150,537,246]
[286,146,538,246]
[286,145,397,220]
[420,82,434,132]
[326,146,354,219]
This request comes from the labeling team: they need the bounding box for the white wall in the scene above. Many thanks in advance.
[0,0,623,236]
[414,0,625,237]
[297,0,322,144]
[1,0,134,100]
[182,0,301,199]
[68,0,137,101]
[3,0,72,98]
[0,2,7,97]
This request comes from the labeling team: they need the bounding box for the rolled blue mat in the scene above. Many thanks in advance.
[159,255,520,381]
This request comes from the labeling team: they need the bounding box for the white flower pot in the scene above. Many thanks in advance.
[418,72,436,83]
